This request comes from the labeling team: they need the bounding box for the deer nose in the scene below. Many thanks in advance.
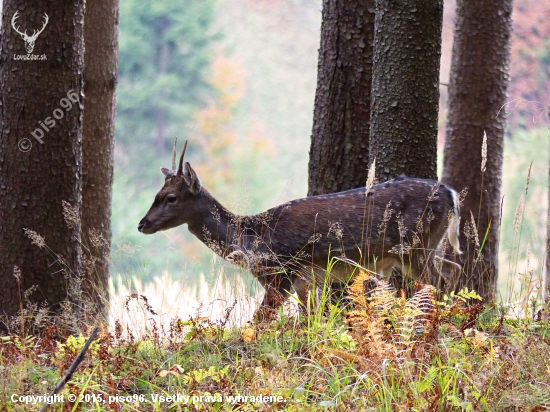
[138,218,149,232]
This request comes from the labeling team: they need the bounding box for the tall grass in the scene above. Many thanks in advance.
[109,268,259,339]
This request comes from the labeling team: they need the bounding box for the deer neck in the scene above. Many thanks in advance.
[186,188,239,258]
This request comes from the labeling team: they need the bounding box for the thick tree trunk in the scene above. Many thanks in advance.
[308,0,375,196]
[82,0,119,313]
[442,0,513,302]
[0,0,85,331]
[369,0,443,182]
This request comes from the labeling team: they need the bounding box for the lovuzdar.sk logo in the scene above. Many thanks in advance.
[11,11,48,60]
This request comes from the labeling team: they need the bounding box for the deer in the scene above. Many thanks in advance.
[138,140,461,318]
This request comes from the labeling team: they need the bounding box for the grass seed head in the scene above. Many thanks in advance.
[23,228,46,248]
[481,131,487,173]
[366,158,376,195]
[513,195,524,230]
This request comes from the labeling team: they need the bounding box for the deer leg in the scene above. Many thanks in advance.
[293,275,352,314]
[261,274,293,308]
[433,255,462,291]
[254,273,293,321]
[292,275,310,313]
[388,266,405,291]
[329,282,347,305]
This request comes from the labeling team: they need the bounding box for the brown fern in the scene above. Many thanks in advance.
[396,285,436,355]
[345,272,439,366]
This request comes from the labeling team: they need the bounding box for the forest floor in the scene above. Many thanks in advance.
[1,271,550,411]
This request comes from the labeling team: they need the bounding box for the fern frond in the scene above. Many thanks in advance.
[365,317,396,361]
[396,285,436,352]
[344,310,372,337]
[367,276,396,315]
[347,270,372,308]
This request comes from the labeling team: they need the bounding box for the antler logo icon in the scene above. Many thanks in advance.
[11,11,49,54]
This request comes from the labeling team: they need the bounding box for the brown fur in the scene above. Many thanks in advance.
[139,162,461,315]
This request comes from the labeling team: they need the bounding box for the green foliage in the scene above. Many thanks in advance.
[56,334,100,358]
[440,288,483,305]
[116,0,217,151]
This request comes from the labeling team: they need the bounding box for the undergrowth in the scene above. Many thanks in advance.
[1,270,550,411]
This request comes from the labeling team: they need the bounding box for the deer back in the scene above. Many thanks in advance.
[231,176,459,283]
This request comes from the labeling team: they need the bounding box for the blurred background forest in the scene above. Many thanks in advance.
[110,0,550,300]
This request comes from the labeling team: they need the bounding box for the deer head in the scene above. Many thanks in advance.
[12,11,49,54]
[138,139,202,234]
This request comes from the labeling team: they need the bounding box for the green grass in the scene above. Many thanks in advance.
[1,272,550,411]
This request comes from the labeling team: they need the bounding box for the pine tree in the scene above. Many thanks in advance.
[369,0,443,181]
[81,0,120,314]
[308,0,375,196]
[442,0,513,301]
[0,0,85,331]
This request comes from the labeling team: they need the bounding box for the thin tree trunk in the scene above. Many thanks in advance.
[369,0,443,182]
[0,0,85,332]
[442,0,513,302]
[308,0,375,196]
[82,0,119,315]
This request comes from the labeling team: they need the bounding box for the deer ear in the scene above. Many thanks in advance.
[161,167,174,179]
[183,162,201,195]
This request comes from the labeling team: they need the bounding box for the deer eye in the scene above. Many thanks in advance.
[167,195,177,204]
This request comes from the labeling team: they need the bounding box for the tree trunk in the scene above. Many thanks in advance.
[442,0,513,302]
[369,0,443,182]
[0,0,85,332]
[308,0,375,196]
[82,0,119,314]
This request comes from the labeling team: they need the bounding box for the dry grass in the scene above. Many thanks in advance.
[108,270,259,339]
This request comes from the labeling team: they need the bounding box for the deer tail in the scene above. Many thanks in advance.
[447,188,462,255]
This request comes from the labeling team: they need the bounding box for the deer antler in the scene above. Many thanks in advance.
[11,11,27,37]
[171,137,178,173]
[27,13,48,41]
[177,140,188,176]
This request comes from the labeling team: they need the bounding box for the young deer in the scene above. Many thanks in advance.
[139,140,461,316]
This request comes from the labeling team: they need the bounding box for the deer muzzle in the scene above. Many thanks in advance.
[138,217,155,234]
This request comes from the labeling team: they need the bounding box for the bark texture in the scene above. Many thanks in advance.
[442,0,513,301]
[0,0,85,331]
[82,0,119,308]
[369,0,443,182]
[308,0,375,196]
